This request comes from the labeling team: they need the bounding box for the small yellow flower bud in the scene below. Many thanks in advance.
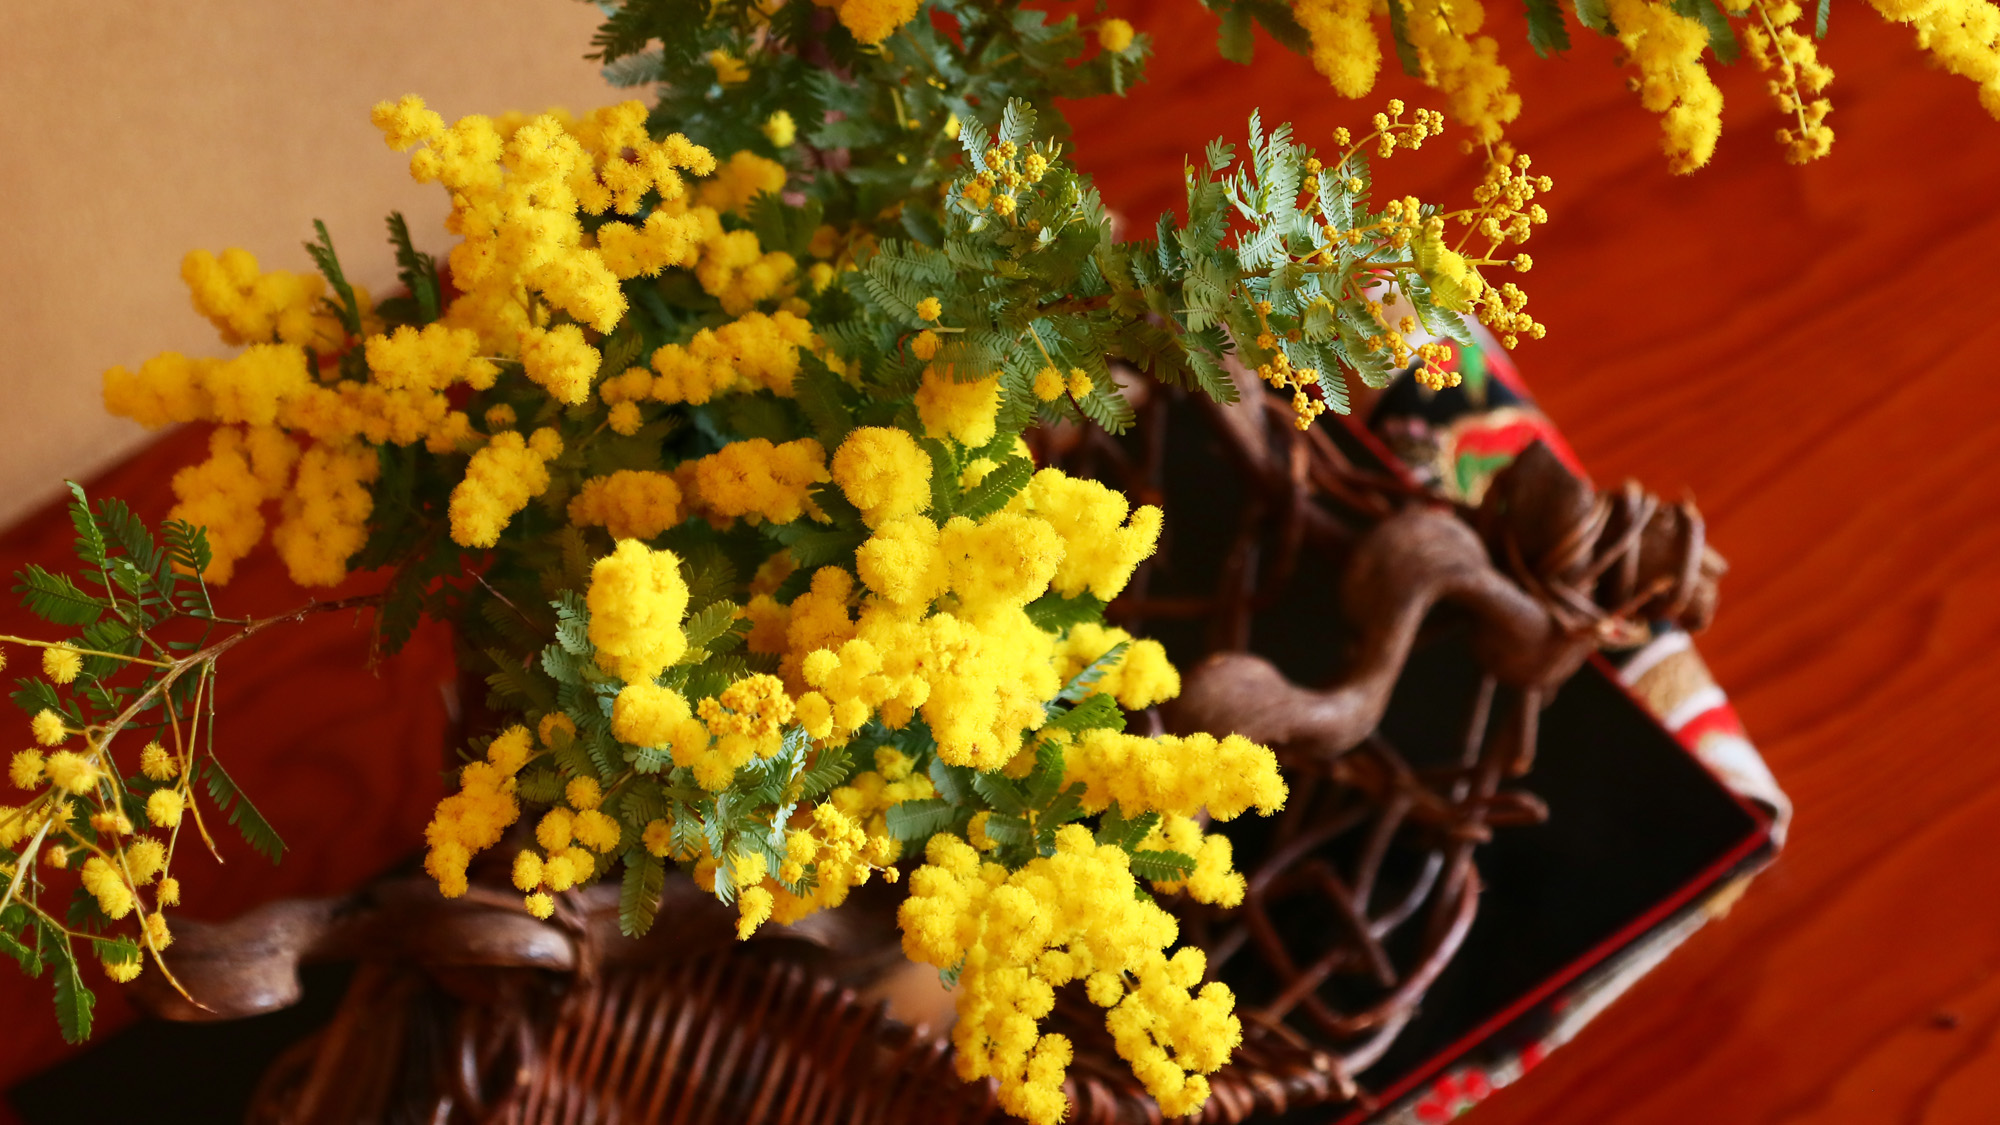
[139,741,177,781]
[42,645,81,685]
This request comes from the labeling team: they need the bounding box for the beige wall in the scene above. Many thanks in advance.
[0,1,615,526]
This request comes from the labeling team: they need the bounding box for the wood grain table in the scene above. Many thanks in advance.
[1070,6,2000,1121]
[3,9,1996,1123]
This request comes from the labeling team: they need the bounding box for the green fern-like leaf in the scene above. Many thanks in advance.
[972,771,1029,817]
[618,850,667,938]
[1023,591,1106,633]
[14,566,105,627]
[303,220,362,337]
[200,757,285,863]
[797,741,855,800]
[1043,691,1124,736]
[885,797,956,842]
[956,456,1033,520]
[680,601,743,654]
[1524,0,1573,55]
[46,931,92,1044]
[65,484,106,570]
[1129,849,1197,883]
[386,211,441,324]
[981,812,1032,849]
[1094,803,1162,852]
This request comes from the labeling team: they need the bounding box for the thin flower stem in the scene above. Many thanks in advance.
[0,635,172,669]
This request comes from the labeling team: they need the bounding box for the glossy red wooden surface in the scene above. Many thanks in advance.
[1070,5,2000,1121]
[4,12,1997,1122]
[0,426,458,1111]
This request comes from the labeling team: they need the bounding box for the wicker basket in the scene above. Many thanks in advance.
[133,377,1721,1125]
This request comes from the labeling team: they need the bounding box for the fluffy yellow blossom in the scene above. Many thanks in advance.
[820,0,924,44]
[1399,0,1520,145]
[394,104,659,339]
[587,539,691,682]
[709,48,750,85]
[518,324,601,405]
[899,828,1241,1124]
[1865,0,2000,122]
[139,741,177,781]
[697,151,787,214]
[694,227,798,315]
[422,724,532,897]
[1032,367,1064,402]
[914,367,1002,448]
[832,427,931,528]
[102,952,142,983]
[179,248,341,350]
[795,691,834,739]
[856,515,949,609]
[157,876,181,907]
[700,674,795,742]
[364,324,497,392]
[613,681,693,747]
[607,401,644,435]
[568,470,683,540]
[146,788,185,829]
[1145,816,1247,908]
[449,428,562,548]
[1099,18,1136,52]
[539,713,576,748]
[689,437,827,525]
[538,806,575,852]
[44,751,99,795]
[165,424,299,583]
[574,808,623,852]
[911,330,941,361]
[1608,0,1725,172]
[762,110,797,147]
[1066,729,1285,820]
[1016,469,1162,600]
[273,440,379,586]
[488,725,536,773]
[941,512,1062,615]
[1742,0,1836,161]
[41,645,80,685]
[915,296,943,322]
[126,838,167,884]
[543,852,580,891]
[89,808,133,837]
[513,849,544,891]
[566,776,603,811]
[79,856,135,920]
[732,850,775,937]
[650,310,815,403]
[143,911,174,953]
[525,892,555,918]
[566,101,717,215]
[31,710,66,747]
[9,750,42,790]
[597,209,706,279]
[1066,369,1093,399]
[1056,624,1181,710]
[370,93,445,151]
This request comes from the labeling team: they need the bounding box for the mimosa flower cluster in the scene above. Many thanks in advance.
[1255,0,2000,170]
[18,0,1583,1117]
[1,496,302,1036]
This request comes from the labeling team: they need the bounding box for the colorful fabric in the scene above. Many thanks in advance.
[1364,328,1787,1124]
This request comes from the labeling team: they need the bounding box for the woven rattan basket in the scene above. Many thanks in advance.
[134,376,1721,1125]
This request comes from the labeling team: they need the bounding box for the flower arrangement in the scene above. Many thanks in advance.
[1224,0,2000,170]
[0,0,1879,1119]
